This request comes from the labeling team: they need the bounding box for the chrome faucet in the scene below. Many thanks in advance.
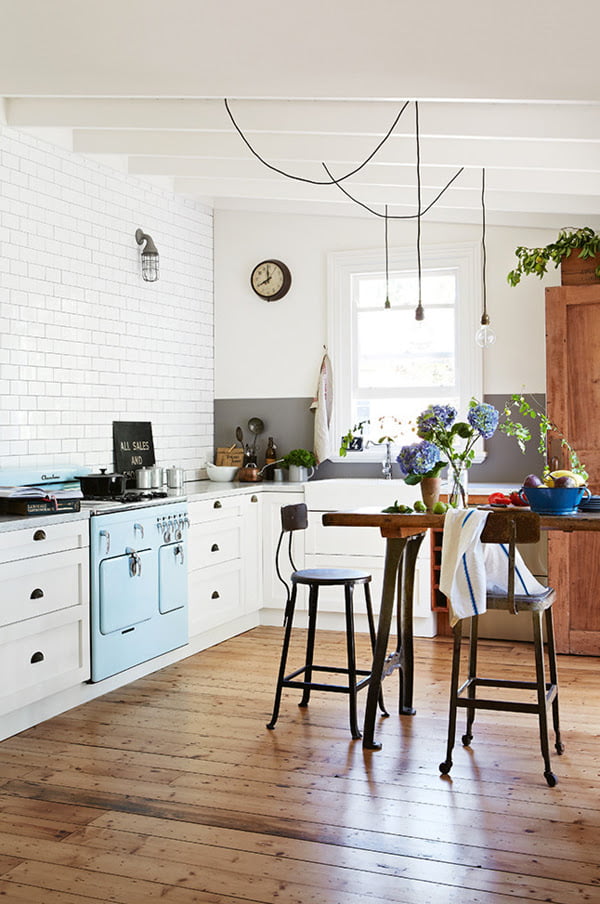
[382,441,393,480]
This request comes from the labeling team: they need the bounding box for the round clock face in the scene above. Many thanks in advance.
[250,259,291,301]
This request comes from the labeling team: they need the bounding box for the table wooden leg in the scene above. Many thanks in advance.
[397,533,424,715]
[362,536,407,750]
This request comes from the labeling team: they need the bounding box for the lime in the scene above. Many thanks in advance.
[433,501,448,514]
[414,500,427,513]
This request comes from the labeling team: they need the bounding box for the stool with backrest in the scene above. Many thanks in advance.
[266,502,386,739]
[439,509,563,786]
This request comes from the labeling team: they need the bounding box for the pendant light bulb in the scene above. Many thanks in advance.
[415,303,425,322]
[475,313,496,347]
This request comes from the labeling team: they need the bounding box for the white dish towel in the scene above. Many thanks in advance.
[310,352,333,464]
[440,508,548,627]
[440,508,490,627]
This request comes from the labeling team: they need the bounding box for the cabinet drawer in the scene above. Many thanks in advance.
[189,495,245,524]
[188,519,242,570]
[0,611,88,712]
[189,562,243,636]
[306,522,385,558]
[0,519,89,563]
[0,547,88,628]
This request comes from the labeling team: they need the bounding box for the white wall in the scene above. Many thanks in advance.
[0,125,214,475]
[215,209,560,399]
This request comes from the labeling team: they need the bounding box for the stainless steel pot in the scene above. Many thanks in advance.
[166,466,184,489]
[150,466,164,488]
[136,467,154,489]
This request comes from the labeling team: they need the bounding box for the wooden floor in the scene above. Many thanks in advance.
[0,626,599,903]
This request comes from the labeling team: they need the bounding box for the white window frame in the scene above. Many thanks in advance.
[327,242,483,462]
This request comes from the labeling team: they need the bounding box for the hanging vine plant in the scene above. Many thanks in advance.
[507,226,600,286]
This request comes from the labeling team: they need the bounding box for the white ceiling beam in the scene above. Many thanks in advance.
[7,97,600,141]
[74,130,600,173]
[160,175,600,217]
[113,155,600,197]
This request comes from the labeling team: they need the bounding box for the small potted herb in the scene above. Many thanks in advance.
[507,226,600,287]
[339,420,370,457]
[281,449,317,482]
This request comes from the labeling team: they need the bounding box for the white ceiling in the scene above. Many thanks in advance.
[1,0,599,229]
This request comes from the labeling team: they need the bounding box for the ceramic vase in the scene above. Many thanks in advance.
[420,477,442,512]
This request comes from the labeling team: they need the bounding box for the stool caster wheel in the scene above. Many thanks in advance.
[555,741,565,755]
[439,760,452,775]
[544,771,558,788]
[461,734,472,747]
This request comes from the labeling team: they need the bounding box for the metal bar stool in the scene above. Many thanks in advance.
[266,503,387,739]
[439,510,563,787]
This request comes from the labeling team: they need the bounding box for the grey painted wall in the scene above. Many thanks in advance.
[214,393,546,485]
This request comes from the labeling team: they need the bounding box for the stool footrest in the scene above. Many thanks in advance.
[282,664,372,696]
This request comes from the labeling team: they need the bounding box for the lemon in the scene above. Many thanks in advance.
[549,470,586,488]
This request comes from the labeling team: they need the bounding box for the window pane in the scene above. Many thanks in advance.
[356,308,455,388]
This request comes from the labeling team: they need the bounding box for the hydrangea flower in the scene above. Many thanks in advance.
[467,403,499,439]
[396,440,441,478]
[416,405,457,439]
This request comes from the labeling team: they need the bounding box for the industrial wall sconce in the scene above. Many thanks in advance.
[135,229,160,282]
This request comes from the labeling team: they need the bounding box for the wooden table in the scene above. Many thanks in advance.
[322,507,600,750]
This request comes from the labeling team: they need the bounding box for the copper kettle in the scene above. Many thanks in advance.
[237,462,262,482]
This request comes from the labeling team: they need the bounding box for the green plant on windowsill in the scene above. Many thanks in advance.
[281,449,317,469]
[339,420,370,457]
[507,226,600,287]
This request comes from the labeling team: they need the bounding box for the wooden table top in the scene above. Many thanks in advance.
[322,506,600,538]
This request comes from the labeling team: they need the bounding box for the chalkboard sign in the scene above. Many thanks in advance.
[113,421,155,486]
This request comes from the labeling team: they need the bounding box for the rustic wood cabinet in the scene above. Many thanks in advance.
[546,282,600,654]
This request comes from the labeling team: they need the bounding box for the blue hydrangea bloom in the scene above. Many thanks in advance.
[396,440,441,477]
[416,404,457,438]
[468,403,499,439]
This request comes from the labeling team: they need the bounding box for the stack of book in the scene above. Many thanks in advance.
[0,483,83,515]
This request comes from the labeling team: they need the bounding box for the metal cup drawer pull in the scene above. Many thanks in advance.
[33,529,46,542]
[211,543,220,552]
[30,651,45,664]
[30,588,44,600]
[211,591,220,599]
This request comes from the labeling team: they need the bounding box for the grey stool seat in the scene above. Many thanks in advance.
[266,503,386,739]
[439,510,563,787]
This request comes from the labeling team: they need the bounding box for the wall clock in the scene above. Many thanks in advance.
[250,259,292,301]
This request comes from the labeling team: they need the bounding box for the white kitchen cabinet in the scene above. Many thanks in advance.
[260,490,305,625]
[303,480,436,637]
[0,520,90,717]
[187,492,261,642]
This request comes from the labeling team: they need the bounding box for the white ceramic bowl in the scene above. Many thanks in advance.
[206,462,239,482]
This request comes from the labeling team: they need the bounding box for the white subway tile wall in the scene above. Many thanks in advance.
[0,124,214,476]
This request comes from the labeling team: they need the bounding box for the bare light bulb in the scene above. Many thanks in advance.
[475,315,496,348]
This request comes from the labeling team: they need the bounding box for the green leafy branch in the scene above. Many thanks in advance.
[499,394,587,478]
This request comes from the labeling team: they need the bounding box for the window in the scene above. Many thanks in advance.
[327,243,483,457]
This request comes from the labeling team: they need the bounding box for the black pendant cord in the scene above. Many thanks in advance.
[414,101,424,321]
[481,167,489,326]
[224,98,410,187]
[321,160,464,220]
[384,206,391,308]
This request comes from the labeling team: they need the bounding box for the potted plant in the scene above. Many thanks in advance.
[507,226,600,287]
[339,420,370,457]
[281,448,317,482]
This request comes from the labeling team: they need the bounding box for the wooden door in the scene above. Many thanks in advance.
[546,283,600,654]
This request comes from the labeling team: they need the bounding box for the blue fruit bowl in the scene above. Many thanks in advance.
[520,485,590,515]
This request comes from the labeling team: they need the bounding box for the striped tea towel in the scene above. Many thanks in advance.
[440,508,490,627]
[483,544,547,597]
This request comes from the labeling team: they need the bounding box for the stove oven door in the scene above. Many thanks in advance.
[158,541,187,614]
[99,549,156,634]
